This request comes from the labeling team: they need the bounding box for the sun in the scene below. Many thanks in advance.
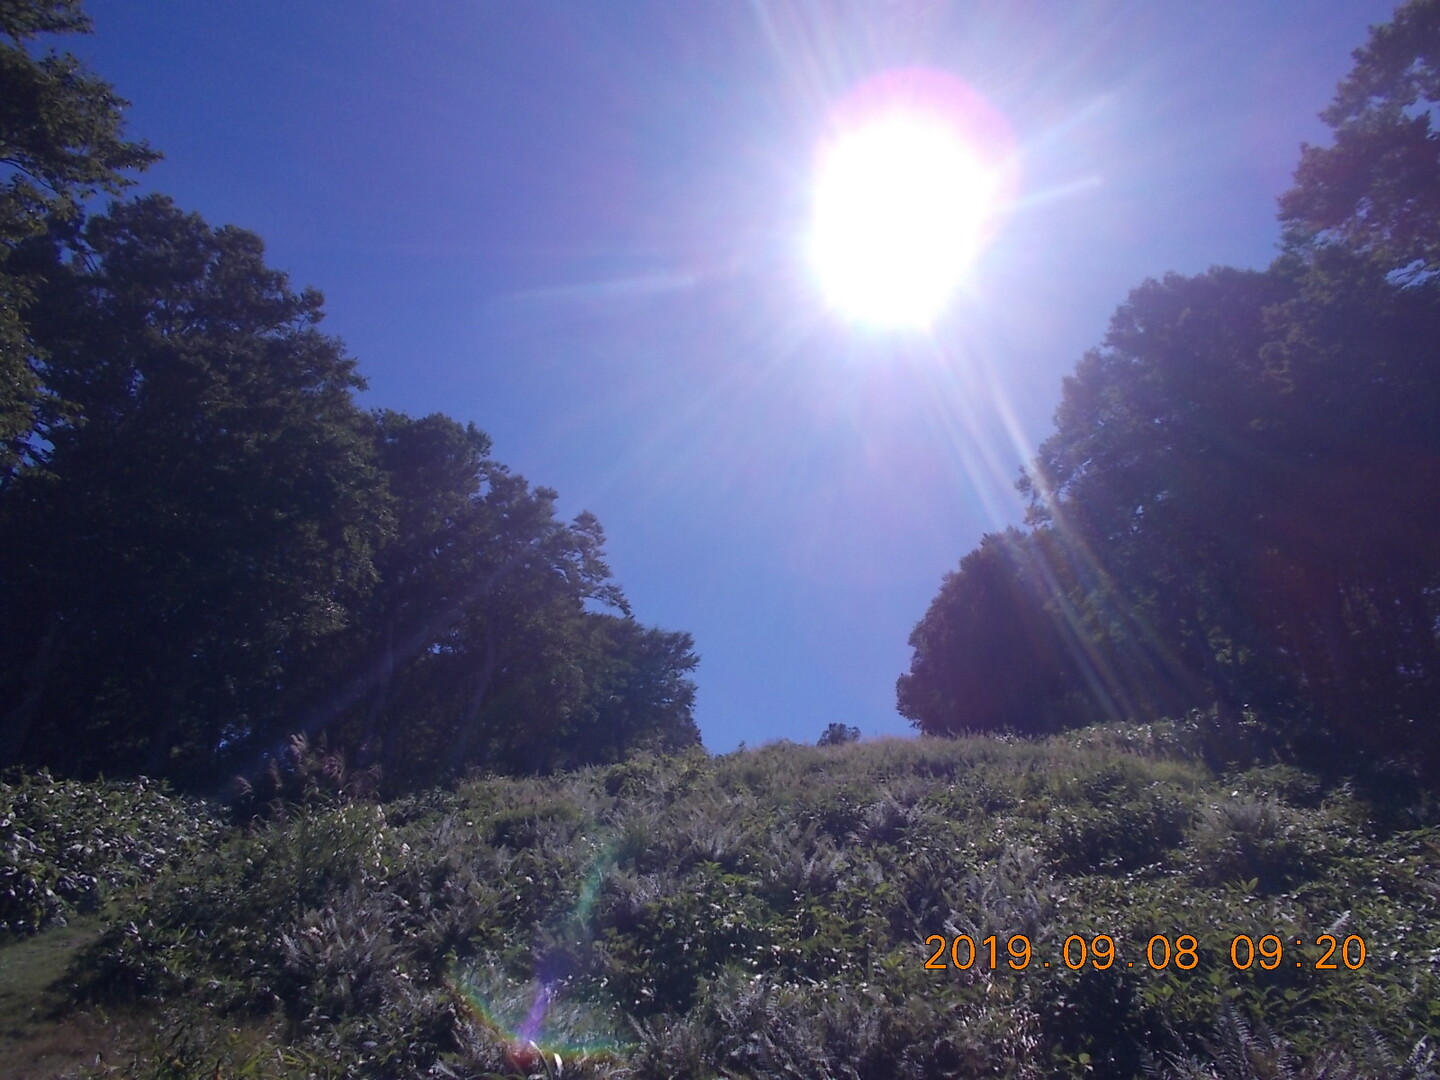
[809,115,994,329]
[808,70,1014,331]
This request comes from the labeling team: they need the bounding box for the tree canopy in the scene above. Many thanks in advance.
[0,192,701,791]
[1,195,386,781]
[1280,0,1440,276]
[0,1,700,791]
[0,0,158,475]
[817,722,861,746]
[901,0,1440,775]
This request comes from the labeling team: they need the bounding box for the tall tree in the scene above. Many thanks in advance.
[904,1,1440,771]
[282,409,498,779]
[1,0,158,474]
[1018,260,1436,765]
[1280,0,1440,276]
[567,614,700,766]
[1246,248,1440,755]
[278,408,700,791]
[0,196,386,783]
[1022,267,1301,724]
[898,528,1091,737]
[905,258,1439,766]
[0,200,703,789]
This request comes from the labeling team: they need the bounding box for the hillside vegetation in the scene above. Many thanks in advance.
[2,725,1438,1079]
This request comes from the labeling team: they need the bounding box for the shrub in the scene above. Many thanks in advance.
[0,770,224,938]
[817,723,861,747]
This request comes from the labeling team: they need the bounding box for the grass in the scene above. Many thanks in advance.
[2,722,1438,1078]
[0,915,109,1076]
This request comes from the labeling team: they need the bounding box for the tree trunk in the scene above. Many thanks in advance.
[0,612,66,769]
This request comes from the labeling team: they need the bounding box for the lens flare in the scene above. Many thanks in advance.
[450,961,631,1062]
[447,839,633,1068]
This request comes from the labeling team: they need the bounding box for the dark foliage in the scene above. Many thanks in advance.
[1280,0,1440,277]
[0,2,699,791]
[0,195,387,785]
[26,737,1439,1078]
[899,528,1093,737]
[0,0,158,476]
[900,3,1440,779]
[818,722,862,746]
[0,194,700,790]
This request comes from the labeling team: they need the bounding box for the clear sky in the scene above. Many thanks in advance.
[73,0,1400,753]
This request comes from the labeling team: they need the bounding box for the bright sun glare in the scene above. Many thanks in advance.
[809,70,1014,331]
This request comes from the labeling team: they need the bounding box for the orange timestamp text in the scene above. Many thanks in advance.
[923,933,1368,972]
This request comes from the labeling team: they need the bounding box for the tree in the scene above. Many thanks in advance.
[1021,267,1301,726]
[271,409,700,791]
[1280,0,1440,276]
[903,3,1440,772]
[339,465,634,787]
[277,408,499,784]
[564,614,700,766]
[0,198,704,790]
[905,248,1440,768]
[0,6,704,789]
[1245,248,1440,757]
[898,529,1091,737]
[0,196,386,783]
[817,722,860,747]
[1017,258,1440,766]
[1,0,158,474]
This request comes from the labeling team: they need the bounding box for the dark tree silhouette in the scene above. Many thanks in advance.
[817,722,860,746]
[898,529,1090,737]
[0,202,701,790]
[1280,0,1440,277]
[904,3,1440,773]
[0,0,159,475]
[0,196,386,783]
[903,255,1440,768]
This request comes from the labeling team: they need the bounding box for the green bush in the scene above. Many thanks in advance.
[10,727,1433,1078]
[0,770,224,938]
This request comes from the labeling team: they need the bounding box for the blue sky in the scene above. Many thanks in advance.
[75,0,1399,753]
